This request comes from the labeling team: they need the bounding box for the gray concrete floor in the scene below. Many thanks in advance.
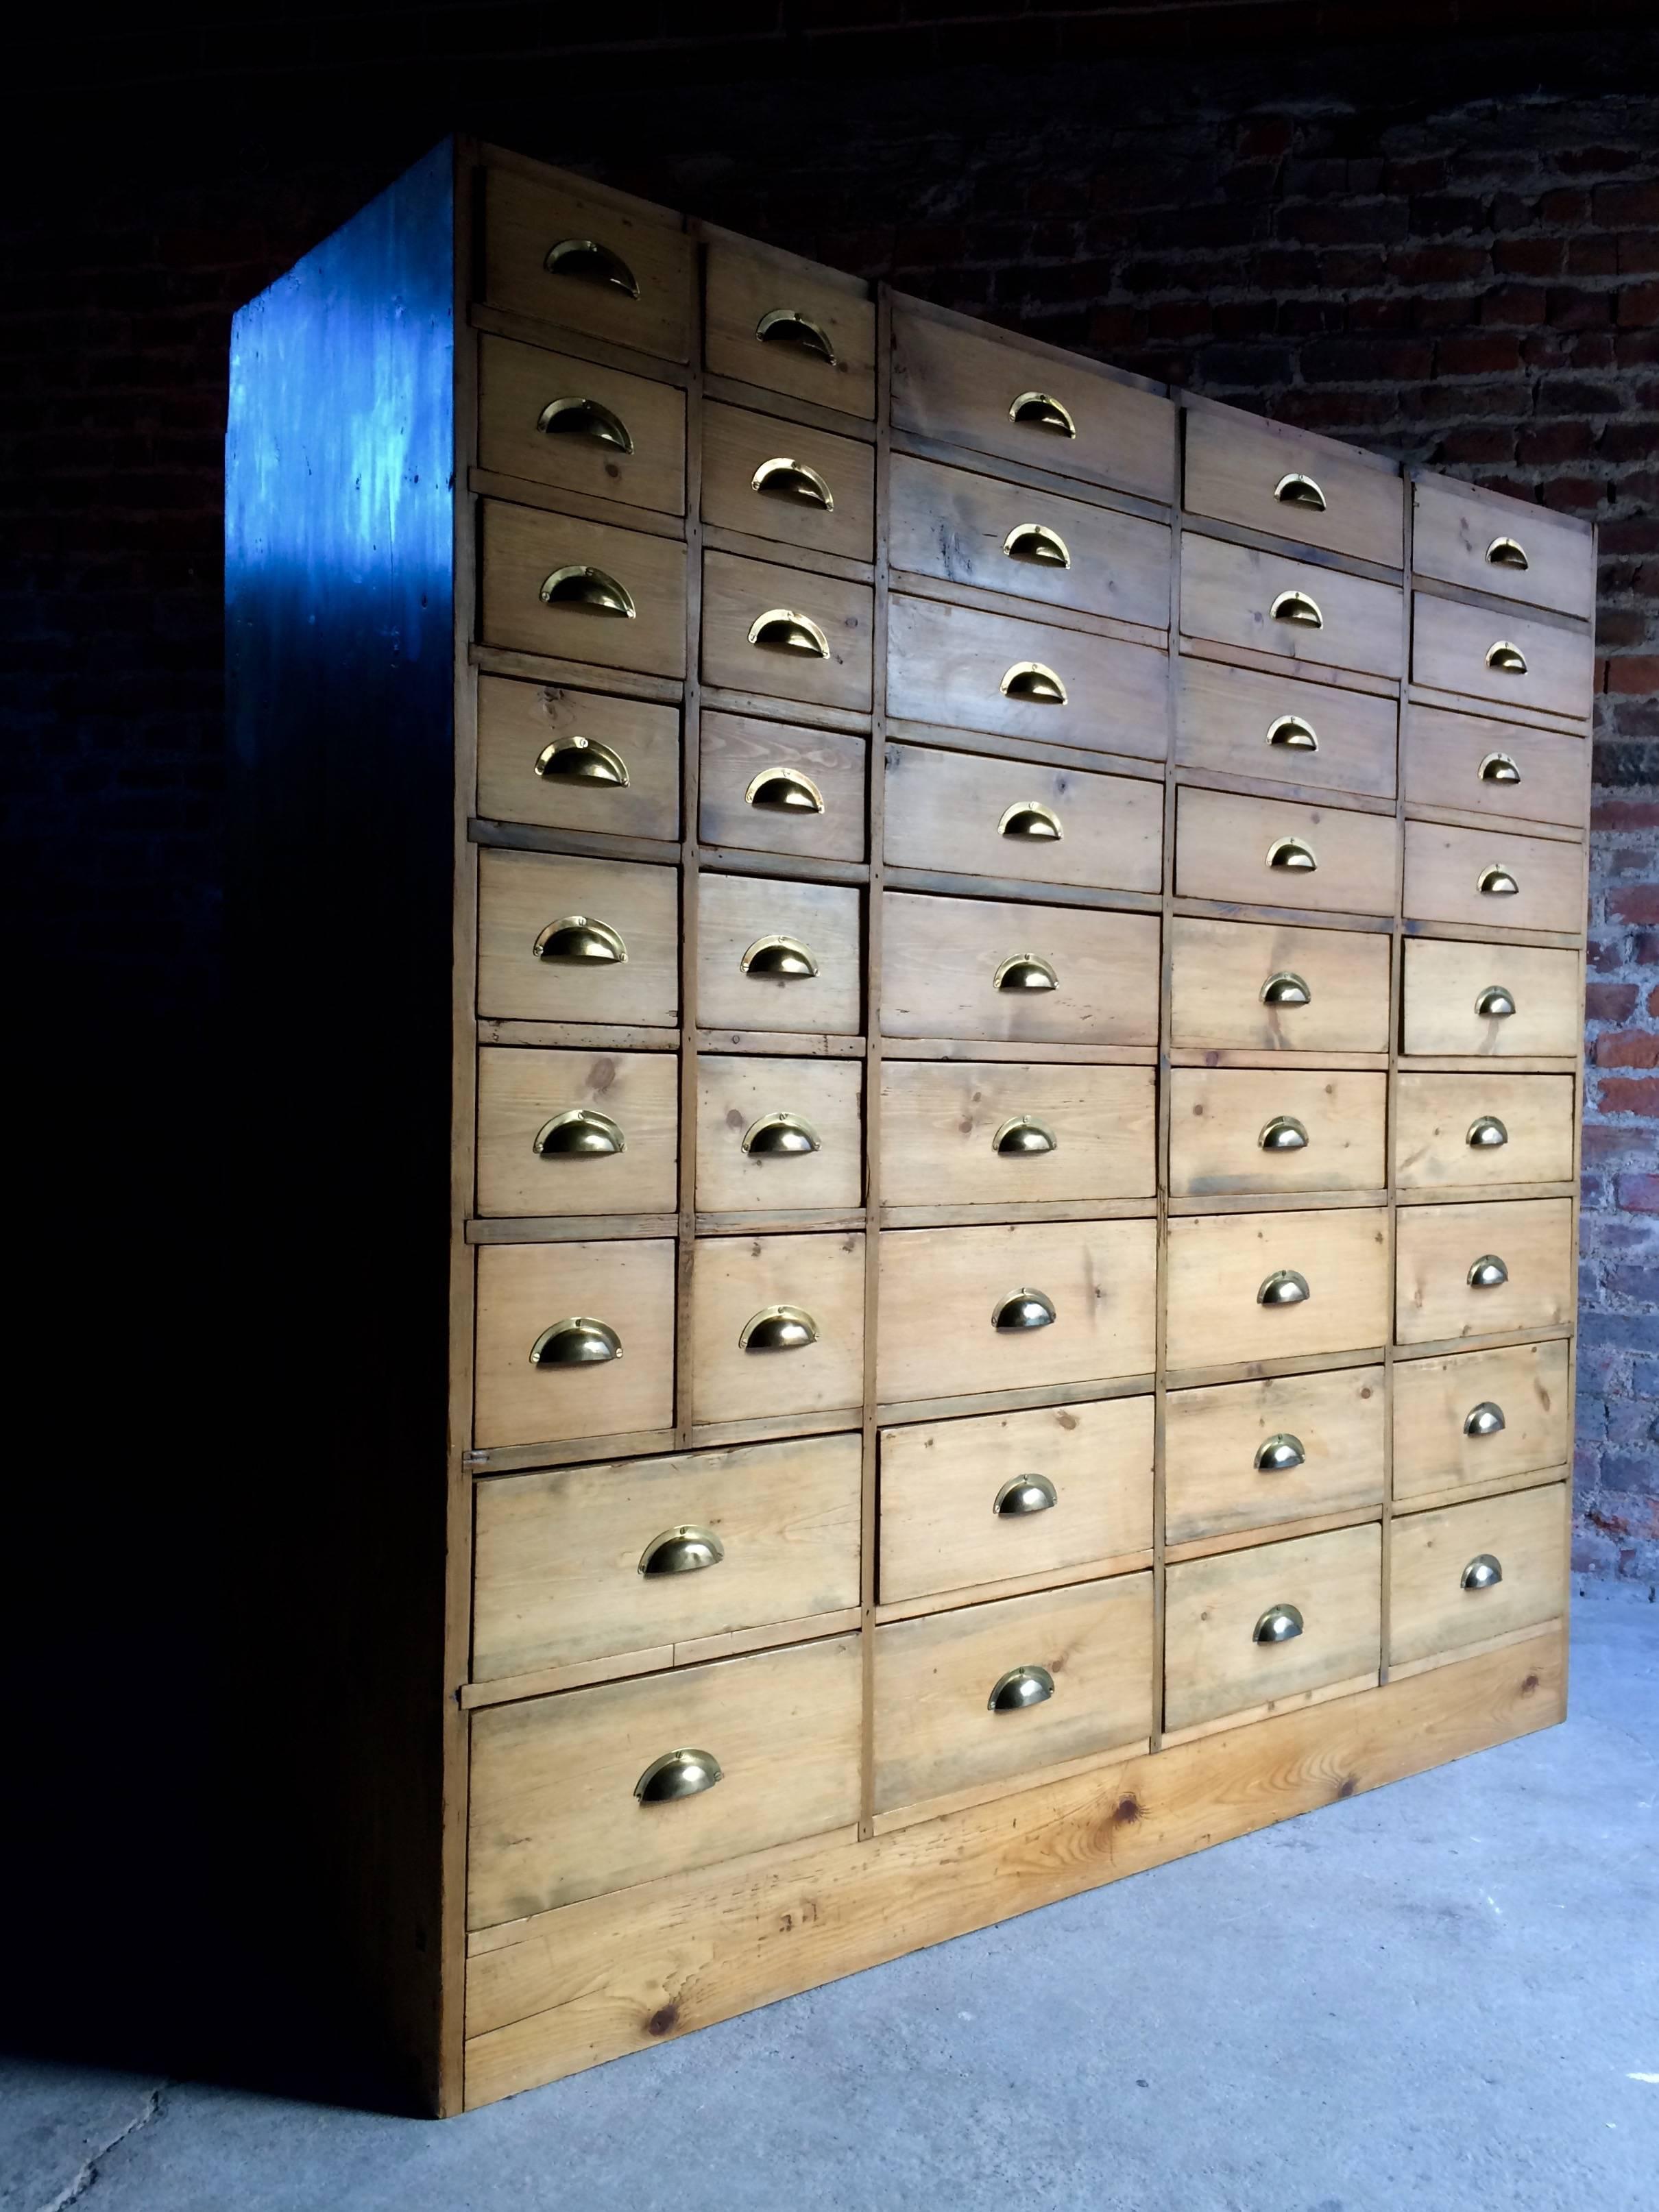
[6,1588,1656,2212]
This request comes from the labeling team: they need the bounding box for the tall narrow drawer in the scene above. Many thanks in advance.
[477,849,679,1027]
[1180,534,1404,679]
[699,713,867,863]
[1389,1483,1568,1667]
[1403,821,1583,935]
[705,238,875,417]
[481,168,692,362]
[1175,656,1396,801]
[881,892,1161,1045]
[477,335,686,515]
[689,1230,866,1424]
[696,873,862,1036]
[880,1061,1155,1206]
[1413,476,1594,621]
[1165,1207,1390,1372]
[1392,1340,1572,1504]
[879,1398,1154,1604]
[1183,406,1403,568]
[889,452,1170,627]
[884,743,1163,894]
[695,1054,863,1213]
[1412,594,1593,722]
[873,1575,1155,1816]
[1175,788,1398,915]
[701,550,873,713]
[1402,705,1590,829]
[1163,1524,1381,1735]
[479,500,688,678]
[468,1636,860,1925]
[1169,918,1391,1054]
[1168,1069,1387,1196]
[700,400,875,563]
[1165,1366,1385,1545]
[1394,1196,1574,1344]
[476,1045,679,1217]
[472,1432,862,1680]
[474,1237,676,1450]
[877,1219,1158,1405]
[886,594,1170,761]
[1401,938,1582,1058]
[476,677,679,842]
[1394,1073,1575,1191]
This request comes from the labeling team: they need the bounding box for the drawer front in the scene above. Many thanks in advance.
[474,1237,676,1449]
[695,1054,864,1213]
[705,239,876,417]
[476,1045,679,1217]
[1169,917,1391,1054]
[1180,534,1404,679]
[881,892,1161,1046]
[1163,1524,1381,1735]
[879,1398,1154,1604]
[699,712,867,864]
[880,1060,1156,1206]
[1165,1366,1386,1546]
[1412,594,1593,722]
[477,334,686,516]
[468,1635,860,1925]
[889,452,1170,627]
[1394,1073,1575,1191]
[888,593,1170,762]
[1402,705,1590,829]
[1413,476,1594,621]
[1165,1207,1390,1372]
[1403,820,1583,936]
[701,550,873,712]
[1175,787,1399,916]
[884,742,1163,894]
[873,1574,1155,1814]
[1175,655,1396,801]
[1168,1069,1388,1196]
[1392,1339,1573,1503]
[479,500,688,678]
[1401,938,1583,1058]
[696,873,862,1037]
[472,1432,862,1680]
[477,849,679,1027]
[1390,1482,1568,1667]
[689,1230,866,1424]
[1184,406,1404,568]
[700,400,875,563]
[476,677,680,841]
[891,305,1177,503]
[878,1219,1158,1405]
[1394,1196,1574,1345]
[482,168,692,362]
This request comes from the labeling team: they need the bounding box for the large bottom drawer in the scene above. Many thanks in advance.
[1389,1483,1568,1669]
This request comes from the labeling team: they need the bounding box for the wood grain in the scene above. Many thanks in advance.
[697,712,867,862]
[694,1053,864,1213]
[884,741,1161,893]
[477,847,680,1027]
[1403,818,1586,935]
[697,872,862,1036]
[1168,916,1391,1053]
[688,1228,867,1424]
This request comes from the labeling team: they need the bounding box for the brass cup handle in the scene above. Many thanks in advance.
[988,1664,1055,1712]
[742,934,819,979]
[746,766,825,814]
[546,236,639,297]
[534,914,627,964]
[534,733,630,786]
[635,1749,721,1803]
[540,564,636,618]
[1479,751,1521,786]
[1468,1254,1509,1289]
[1476,985,1516,1019]
[1464,1400,1507,1437]
[993,1287,1056,1332]
[1466,1116,1508,1150]
[1258,1269,1310,1306]
[533,1107,625,1159]
[536,395,633,452]
[1487,640,1527,674]
[1000,801,1063,841]
[1274,472,1327,512]
[1270,590,1324,629]
[1256,1433,1306,1472]
[1254,1603,1304,1644]
[751,457,834,510]
[994,1475,1058,1517]
[1268,837,1318,874]
[1479,865,1520,897]
[1267,714,1318,751]
[639,1527,725,1577]
[1008,390,1076,437]
[1259,1115,1309,1152]
[742,1112,821,1157]
[1000,660,1067,705]
[1462,1553,1503,1591]
[994,1115,1058,1156]
[1486,536,1529,571]
[755,307,836,363]
[1261,971,1311,1007]
[740,1304,818,1353]
[1003,522,1071,568]
[995,953,1058,994]
[749,607,829,657]
[529,1316,621,1367]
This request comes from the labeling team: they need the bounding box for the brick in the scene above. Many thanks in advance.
[1618,1174,1659,1211]
[1597,1032,1659,1071]
[1598,1074,1659,1115]
[1585,982,1640,1023]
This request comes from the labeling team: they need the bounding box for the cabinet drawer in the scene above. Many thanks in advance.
[696,873,862,1037]
[1412,594,1593,722]
[1413,476,1594,622]
[481,167,692,362]
[1180,534,1404,679]
[477,849,679,1028]
[873,1575,1154,1816]
[1175,656,1396,801]
[891,304,1177,503]
[881,892,1160,1046]
[1402,705,1590,829]
[877,1219,1158,1405]
[1403,820,1583,936]
[689,1230,866,1424]
[879,1397,1154,1604]
[1394,1073,1575,1191]
[1392,1340,1572,1504]
[476,677,680,841]
[884,742,1162,894]
[1165,1366,1385,1546]
[472,1433,862,1681]
[699,712,867,864]
[880,1060,1155,1206]
[477,335,686,516]
[705,237,875,417]
[1175,788,1398,915]
[474,1237,676,1450]
[700,400,875,563]
[1163,1524,1381,1736]
[701,550,873,712]
[1183,406,1403,568]
[1390,1483,1568,1667]
[1401,938,1583,1058]
[695,1054,863,1213]
[1394,1196,1574,1345]
[476,1045,679,1217]
[1168,1069,1387,1196]
[468,1636,860,1925]
[479,499,688,678]
[1165,1207,1390,1372]
[887,593,1170,762]
[1169,917,1391,1054]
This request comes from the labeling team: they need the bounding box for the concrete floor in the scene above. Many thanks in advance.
[7,1589,1656,2212]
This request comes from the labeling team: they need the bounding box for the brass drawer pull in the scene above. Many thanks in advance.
[755,307,836,364]
[994,1474,1058,1517]
[1486,536,1529,572]
[635,1749,721,1803]
[1270,589,1323,629]
[1258,1269,1310,1306]
[1464,1400,1507,1437]
[1476,984,1515,1019]
[1479,864,1519,897]
[1479,751,1521,786]
[639,1527,724,1578]
[994,953,1058,994]
[994,1115,1058,1156]
[751,456,834,511]
[740,1304,818,1353]
[1000,660,1067,705]
[749,607,829,657]
[1466,1116,1509,1150]
[1255,1433,1306,1472]
[540,564,636,618]
[988,1664,1054,1711]
[1254,1603,1304,1645]
[546,236,639,297]
[1467,1254,1508,1289]
[993,1287,1056,1332]
[533,1108,625,1159]
[534,914,627,964]
[742,1111,821,1157]
[747,766,825,814]
[1259,1115,1309,1152]
[534,734,629,786]
[1487,640,1527,674]
[536,395,633,452]
[1000,801,1063,841]
[1003,522,1071,568]
[530,1315,621,1367]
[1009,390,1076,437]
[742,934,819,980]
[1274,472,1327,513]
[1267,714,1318,752]
[1462,1553,1503,1591]
[1261,971,1311,1007]
[1267,836,1318,873]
